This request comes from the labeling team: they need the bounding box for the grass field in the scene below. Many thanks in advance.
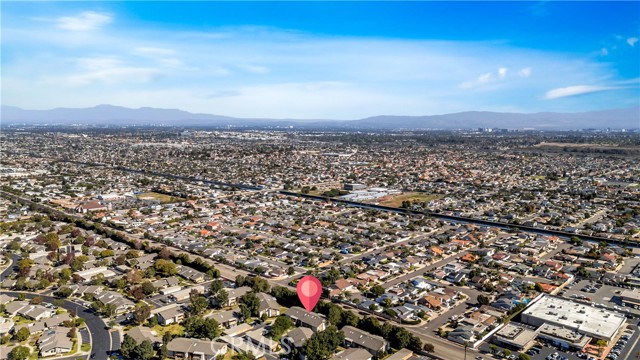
[152,323,185,337]
[137,192,185,204]
[377,192,443,207]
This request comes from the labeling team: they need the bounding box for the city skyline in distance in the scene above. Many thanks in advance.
[2,1,639,120]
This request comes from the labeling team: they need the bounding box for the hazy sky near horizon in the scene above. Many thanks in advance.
[2,1,639,119]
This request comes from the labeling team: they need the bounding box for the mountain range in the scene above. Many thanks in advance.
[2,104,639,130]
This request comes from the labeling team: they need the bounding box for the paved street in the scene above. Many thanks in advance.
[4,291,112,360]
[1,254,112,360]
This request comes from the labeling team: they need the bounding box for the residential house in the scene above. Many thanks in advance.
[125,327,162,347]
[285,306,327,332]
[38,327,73,357]
[244,329,279,352]
[95,291,134,315]
[156,304,186,326]
[256,293,280,318]
[206,310,238,329]
[220,286,252,307]
[166,337,228,360]
[341,325,389,356]
[330,348,373,360]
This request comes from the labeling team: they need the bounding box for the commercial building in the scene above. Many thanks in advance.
[620,289,640,308]
[492,323,538,350]
[537,323,591,351]
[521,295,625,342]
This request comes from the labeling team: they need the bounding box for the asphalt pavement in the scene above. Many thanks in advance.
[3,290,112,360]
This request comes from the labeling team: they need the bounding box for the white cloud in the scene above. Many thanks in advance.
[3,20,635,117]
[65,67,159,86]
[627,37,638,47]
[600,48,608,56]
[460,72,493,89]
[238,64,270,74]
[518,67,532,77]
[544,85,620,100]
[133,47,175,56]
[56,11,112,31]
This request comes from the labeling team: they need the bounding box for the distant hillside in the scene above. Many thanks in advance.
[2,104,638,129]
[344,107,640,130]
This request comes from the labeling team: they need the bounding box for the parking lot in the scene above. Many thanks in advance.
[560,279,640,318]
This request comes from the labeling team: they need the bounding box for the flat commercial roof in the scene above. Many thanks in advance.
[620,290,640,304]
[538,323,590,348]
[494,323,538,348]
[522,295,625,341]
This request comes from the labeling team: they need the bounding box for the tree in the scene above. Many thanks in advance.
[126,270,143,284]
[132,340,155,360]
[213,289,229,308]
[133,304,151,325]
[477,294,490,306]
[342,311,359,327]
[368,285,386,298]
[302,325,344,360]
[250,276,270,293]
[131,286,146,301]
[423,343,435,352]
[287,267,296,276]
[103,303,117,318]
[8,346,30,360]
[182,317,221,340]
[189,293,209,316]
[389,327,413,349]
[30,296,43,305]
[17,259,33,277]
[504,349,512,357]
[239,292,260,318]
[210,280,223,294]
[268,316,293,340]
[489,344,498,354]
[141,281,156,295]
[327,306,342,325]
[158,247,172,260]
[121,334,138,360]
[154,259,177,276]
[518,354,531,360]
[14,327,30,342]
[235,275,246,287]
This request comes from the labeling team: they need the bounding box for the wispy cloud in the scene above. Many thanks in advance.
[3,11,636,117]
[627,37,638,47]
[55,11,112,31]
[544,85,620,100]
[238,64,270,74]
[518,67,532,77]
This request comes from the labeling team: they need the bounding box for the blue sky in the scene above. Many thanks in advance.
[2,1,639,119]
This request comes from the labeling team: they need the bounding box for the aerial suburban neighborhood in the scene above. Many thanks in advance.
[0,128,638,360]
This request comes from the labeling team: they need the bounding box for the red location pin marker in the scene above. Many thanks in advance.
[297,276,322,312]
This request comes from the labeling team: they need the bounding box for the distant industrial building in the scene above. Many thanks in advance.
[521,295,625,342]
[343,183,366,191]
